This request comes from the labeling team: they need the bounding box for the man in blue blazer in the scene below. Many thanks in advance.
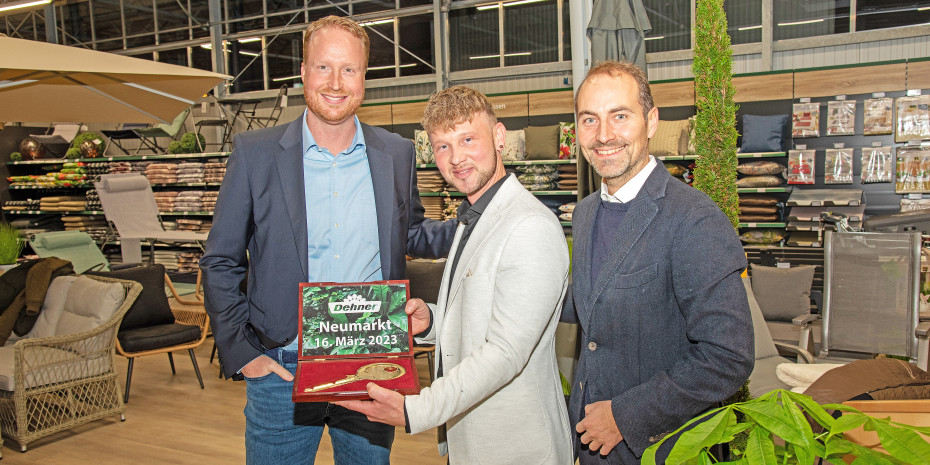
[562,61,754,464]
[200,16,454,465]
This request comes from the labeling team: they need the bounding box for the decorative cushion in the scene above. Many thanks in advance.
[737,161,784,176]
[558,122,576,159]
[750,264,815,322]
[741,114,789,153]
[14,276,77,340]
[55,276,125,337]
[414,130,433,164]
[501,130,525,161]
[743,276,780,360]
[117,324,200,353]
[685,115,696,155]
[648,119,690,157]
[523,125,560,160]
[736,175,782,188]
[0,344,111,391]
[86,264,174,331]
[739,195,780,206]
[664,163,686,177]
[738,229,785,244]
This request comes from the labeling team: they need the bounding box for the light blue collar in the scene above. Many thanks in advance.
[300,108,366,158]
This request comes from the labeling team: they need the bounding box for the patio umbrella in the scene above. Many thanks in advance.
[0,36,229,124]
[587,0,651,72]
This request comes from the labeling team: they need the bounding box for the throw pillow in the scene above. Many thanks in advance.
[649,119,689,157]
[523,125,560,160]
[414,130,434,164]
[740,114,789,153]
[86,264,174,331]
[558,122,576,159]
[501,130,525,161]
[55,276,125,337]
[750,264,815,322]
[737,161,785,176]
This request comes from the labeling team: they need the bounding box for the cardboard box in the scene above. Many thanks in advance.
[292,280,420,402]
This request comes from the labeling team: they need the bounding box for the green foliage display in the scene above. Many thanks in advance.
[65,147,82,159]
[69,132,101,150]
[9,152,22,161]
[691,0,740,228]
[168,132,207,154]
[0,222,24,265]
[643,389,930,465]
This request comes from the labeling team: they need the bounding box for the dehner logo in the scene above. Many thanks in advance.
[328,294,382,314]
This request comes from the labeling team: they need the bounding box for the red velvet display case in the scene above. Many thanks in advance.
[291,280,420,403]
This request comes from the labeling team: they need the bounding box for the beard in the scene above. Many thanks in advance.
[445,153,499,197]
[584,139,647,182]
[304,86,364,125]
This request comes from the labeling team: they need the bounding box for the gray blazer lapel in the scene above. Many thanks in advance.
[275,117,308,279]
[362,124,396,279]
[445,176,517,305]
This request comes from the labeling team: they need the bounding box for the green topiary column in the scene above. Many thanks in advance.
[692,0,740,229]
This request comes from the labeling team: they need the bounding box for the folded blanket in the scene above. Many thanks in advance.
[776,363,844,393]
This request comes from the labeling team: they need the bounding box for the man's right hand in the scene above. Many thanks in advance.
[240,355,294,381]
[405,298,431,336]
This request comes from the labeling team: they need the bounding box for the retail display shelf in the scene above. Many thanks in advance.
[737,152,786,158]
[0,209,213,216]
[737,187,791,193]
[9,182,222,189]
[738,222,786,228]
[560,222,572,227]
[7,152,229,165]
[416,159,577,169]
[8,185,92,189]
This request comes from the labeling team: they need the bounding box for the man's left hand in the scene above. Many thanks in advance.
[577,400,623,456]
[334,383,407,427]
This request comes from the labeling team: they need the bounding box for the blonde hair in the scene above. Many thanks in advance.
[303,16,370,71]
[576,60,654,118]
[422,86,497,134]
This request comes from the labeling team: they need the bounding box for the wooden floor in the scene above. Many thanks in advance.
[2,344,447,465]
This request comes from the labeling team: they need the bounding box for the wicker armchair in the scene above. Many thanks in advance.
[0,275,142,452]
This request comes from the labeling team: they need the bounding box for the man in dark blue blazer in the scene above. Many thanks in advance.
[200,16,454,465]
[561,61,754,464]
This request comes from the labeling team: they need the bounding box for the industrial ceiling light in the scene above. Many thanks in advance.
[0,0,52,15]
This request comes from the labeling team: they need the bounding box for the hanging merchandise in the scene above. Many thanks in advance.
[894,147,930,194]
[792,103,820,138]
[823,148,853,184]
[863,97,894,135]
[900,198,930,212]
[826,100,856,136]
[788,149,816,184]
[861,146,893,183]
[895,95,930,142]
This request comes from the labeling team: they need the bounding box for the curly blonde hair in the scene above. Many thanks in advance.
[302,16,370,71]
[421,86,497,134]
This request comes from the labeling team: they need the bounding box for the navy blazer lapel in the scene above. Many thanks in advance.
[584,165,670,327]
[362,124,396,279]
[275,117,309,280]
[572,193,598,320]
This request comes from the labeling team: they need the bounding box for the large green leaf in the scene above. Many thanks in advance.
[666,409,735,465]
[849,443,897,465]
[870,418,930,464]
[784,391,836,429]
[743,426,776,465]
[829,413,869,439]
[823,435,856,458]
[782,396,815,450]
[737,402,808,446]
[889,421,930,436]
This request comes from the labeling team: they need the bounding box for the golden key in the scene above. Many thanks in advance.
[304,362,406,393]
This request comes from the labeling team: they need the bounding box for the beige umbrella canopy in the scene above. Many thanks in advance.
[0,36,230,124]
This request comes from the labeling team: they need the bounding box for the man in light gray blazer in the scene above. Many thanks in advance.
[338,86,573,464]
[562,61,754,464]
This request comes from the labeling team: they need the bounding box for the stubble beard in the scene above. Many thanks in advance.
[304,86,364,125]
[447,151,499,196]
[585,139,646,184]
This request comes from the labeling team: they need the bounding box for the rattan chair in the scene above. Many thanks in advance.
[0,275,142,451]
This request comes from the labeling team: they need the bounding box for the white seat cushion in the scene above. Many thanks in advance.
[0,345,111,391]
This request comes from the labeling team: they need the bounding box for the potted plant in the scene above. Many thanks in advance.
[643,389,930,464]
[0,222,25,270]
